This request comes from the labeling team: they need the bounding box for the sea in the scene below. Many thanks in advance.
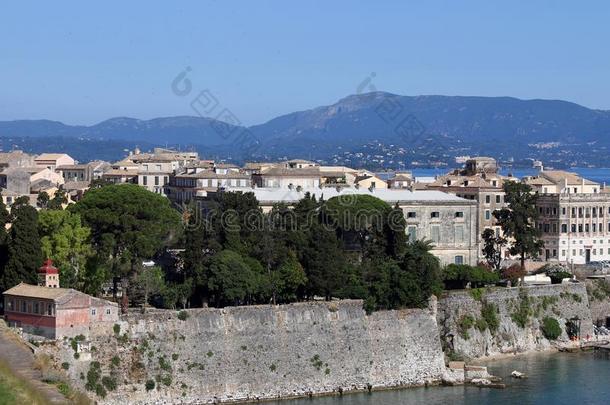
[267,351,610,405]
[377,167,610,185]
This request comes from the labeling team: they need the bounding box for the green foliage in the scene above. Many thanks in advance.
[470,288,484,301]
[309,355,324,371]
[159,374,172,386]
[588,280,610,301]
[1,204,41,291]
[85,362,101,392]
[511,289,532,328]
[269,363,277,372]
[494,181,544,268]
[443,264,499,290]
[111,356,120,367]
[101,376,117,391]
[145,379,155,391]
[38,210,92,288]
[475,317,488,332]
[177,310,189,321]
[94,384,107,398]
[61,362,70,370]
[113,324,121,335]
[458,315,476,339]
[541,317,562,340]
[481,228,507,271]
[172,353,179,361]
[70,184,181,287]
[481,302,500,333]
[158,356,172,372]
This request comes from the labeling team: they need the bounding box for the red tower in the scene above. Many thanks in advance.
[38,259,59,288]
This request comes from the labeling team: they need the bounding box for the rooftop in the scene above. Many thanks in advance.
[223,187,473,204]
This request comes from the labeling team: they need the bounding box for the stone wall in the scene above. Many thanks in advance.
[437,283,594,359]
[585,278,610,325]
[56,299,446,404]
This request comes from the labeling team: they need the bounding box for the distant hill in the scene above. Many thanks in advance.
[2,92,610,165]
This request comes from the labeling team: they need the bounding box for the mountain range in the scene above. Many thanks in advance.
[2,92,610,167]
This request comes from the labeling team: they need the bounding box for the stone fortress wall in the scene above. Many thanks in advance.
[48,283,598,404]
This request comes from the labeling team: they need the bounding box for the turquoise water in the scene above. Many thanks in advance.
[268,352,610,405]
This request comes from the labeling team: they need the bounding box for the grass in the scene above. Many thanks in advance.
[0,358,51,405]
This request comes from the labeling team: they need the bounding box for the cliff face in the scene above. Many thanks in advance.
[60,299,446,404]
[437,284,594,359]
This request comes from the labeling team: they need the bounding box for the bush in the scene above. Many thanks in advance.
[111,356,120,367]
[475,318,488,332]
[61,362,70,370]
[95,384,107,398]
[543,263,572,284]
[502,264,526,285]
[481,302,500,333]
[145,379,155,391]
[102,376,117,391]
[541,317,562,340]
[511,289,532,328]
[458,315,476,339]
[113,324,121,335]
[443,264,499,289]
[177,310,189,321]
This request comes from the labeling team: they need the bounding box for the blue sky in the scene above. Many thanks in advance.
[1,1,609,125]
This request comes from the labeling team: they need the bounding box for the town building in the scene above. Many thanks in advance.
[253,167,321,189]
[223,186,479,265]
[34,153,75,171]
[168,166,251,203]
[532,171,610,264]
[387,172,413,189]
[2,260,118,339]
[424,157,512,259]
[56,161,110,183]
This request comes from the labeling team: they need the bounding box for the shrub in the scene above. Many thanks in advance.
[145,379,155,391]
[481,302,500,333]
[177,310,189,321]
[511,289,532,328]
[159,356,172,372]
[111,356,120,367]
[113,324,121,335]
[543,263,572,284]
[56,381,71,397]
[269,363,277,372]
[172,353,179,361]
[443,264,499,290]
[475,318,488,332]
[102,376,117,391]
[160,374,172,386]
[458,315,476,339]
[502,264,526,285]
[85,362,101,391]
[73,352,80,360]
[541,317,562,340]
[61,362,70,370]
[95,384,107,398]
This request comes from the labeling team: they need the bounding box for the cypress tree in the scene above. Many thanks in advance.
[0,197,9,290]
[1,204,42,290]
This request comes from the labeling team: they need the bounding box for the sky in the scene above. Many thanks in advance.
[1,0,610,126]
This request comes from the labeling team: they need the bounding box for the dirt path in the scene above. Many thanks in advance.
[0,323,68,404]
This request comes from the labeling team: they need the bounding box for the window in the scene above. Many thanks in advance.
[455,212,464,218]
[561,224,568,233]
[431,212,440,218]
[454,255,464,265]
[485,210,491,220]
[34,302,39,314]
[142,176,147,186]
[91,308,97,316]
[106,308,111,315]
[155,176,159,186]
[47,304,53,316]
[407,226,417,241]
[455,225,464,243]
[21,301,26,312]
[431,226,440,243]
[407,212,417,218]
[496,195,501,203]
[485,195,491,204]
[571,224,576,233]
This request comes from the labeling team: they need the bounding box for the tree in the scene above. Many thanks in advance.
[0,197,9,287]
[397,240,443,308]
[494,181,544,272]
[37,192,50,209]
[38,210,92,288]
[1,204,42,290]
[481,228,507,272]
[135,266,165,310]
[442,264,499,289]
[70,184,181,297]
[207,250,258,306]
[48,189,68,210]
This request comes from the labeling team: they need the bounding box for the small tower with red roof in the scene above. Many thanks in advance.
[38,259,60,288]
